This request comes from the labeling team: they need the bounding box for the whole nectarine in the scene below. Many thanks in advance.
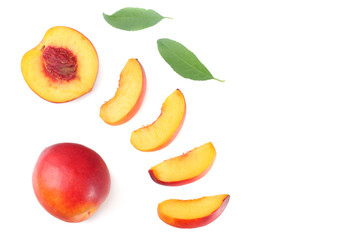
[32,143,110,223]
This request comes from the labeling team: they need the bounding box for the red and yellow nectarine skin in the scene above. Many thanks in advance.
[149,142,216,186]
[32,143,110,223]
[100,58,146,125]
[130,89,186,151]
[21,26,99,103]
[158,194,230,228]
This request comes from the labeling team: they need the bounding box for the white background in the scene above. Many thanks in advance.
[1,0,360,239]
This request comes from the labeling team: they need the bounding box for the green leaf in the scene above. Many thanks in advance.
[103,7,170,31]
[157,38,223,82]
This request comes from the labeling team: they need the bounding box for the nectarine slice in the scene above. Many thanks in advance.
[158,194,230,228]
[149,142,216,186]
[21,26,99,103]
[130,89,186,151]
[100,58,146,125]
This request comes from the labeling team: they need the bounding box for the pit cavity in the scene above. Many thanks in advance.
[42,46,77,81]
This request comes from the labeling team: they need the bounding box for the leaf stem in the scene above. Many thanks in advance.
[213,78,225,82]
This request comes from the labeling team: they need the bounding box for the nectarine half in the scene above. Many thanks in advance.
[32,143,110,223]
[149,142,216,186]
[130,89,186,151]
[100,58,146,125]
[158,194,230,228]
[21,26,99,103]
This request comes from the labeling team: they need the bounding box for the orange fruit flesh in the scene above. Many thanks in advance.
[151,142,216,182]
[21,26,98,103]
[131,89,185,151]
[100,58,145,125]
[158,194,229,219]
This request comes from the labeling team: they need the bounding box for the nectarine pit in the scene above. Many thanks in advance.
[42,46,77,81]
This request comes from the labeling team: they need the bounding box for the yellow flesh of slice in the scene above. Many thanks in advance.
[152,142,215,182]
[159,194,228,219]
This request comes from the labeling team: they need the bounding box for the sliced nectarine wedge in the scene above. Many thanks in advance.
[100,58,146,125]
[130,89,186,151]
[158,194,230,228]
[21,26,99,103]
[149,142,216,186]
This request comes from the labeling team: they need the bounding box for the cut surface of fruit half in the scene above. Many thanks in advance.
[21,26,99,103]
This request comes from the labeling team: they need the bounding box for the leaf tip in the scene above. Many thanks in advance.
[102,12,109,20]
